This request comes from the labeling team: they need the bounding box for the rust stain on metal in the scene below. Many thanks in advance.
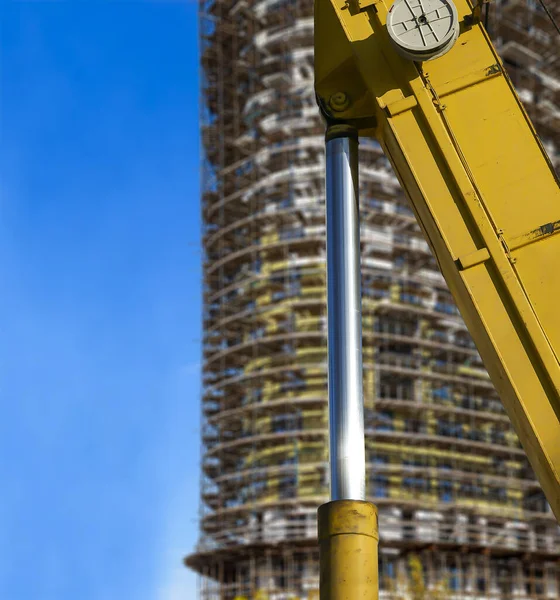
[539,221,560,236]
[508,219,560,251]
[485,64,501,77]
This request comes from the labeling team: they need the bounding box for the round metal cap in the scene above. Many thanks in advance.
[387,0,460,62]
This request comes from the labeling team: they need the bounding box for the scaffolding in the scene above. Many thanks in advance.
[188,0,560,598]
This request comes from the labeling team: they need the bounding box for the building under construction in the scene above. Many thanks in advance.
[187,0,560,598]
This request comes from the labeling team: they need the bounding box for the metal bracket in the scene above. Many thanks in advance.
[464,0,491,28]
[497,229,517,265]
[346,0,379,14]
[357,0,379,9]
[457,247,490,271]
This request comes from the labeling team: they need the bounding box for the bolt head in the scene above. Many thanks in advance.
[329,92,351,112]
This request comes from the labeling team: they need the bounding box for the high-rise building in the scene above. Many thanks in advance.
[187,0,560,598]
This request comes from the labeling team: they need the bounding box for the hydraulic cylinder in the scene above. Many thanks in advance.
[320,124,378,600]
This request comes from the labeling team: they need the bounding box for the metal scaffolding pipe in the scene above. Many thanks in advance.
[325,125,366,502]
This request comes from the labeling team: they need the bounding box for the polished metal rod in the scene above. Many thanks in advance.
[325,126,366,501]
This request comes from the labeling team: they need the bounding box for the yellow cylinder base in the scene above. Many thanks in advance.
[318,500,379,600]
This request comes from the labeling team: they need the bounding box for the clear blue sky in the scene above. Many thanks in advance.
[1,2,201,598]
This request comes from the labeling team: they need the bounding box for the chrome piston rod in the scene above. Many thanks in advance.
[325,125,366,501]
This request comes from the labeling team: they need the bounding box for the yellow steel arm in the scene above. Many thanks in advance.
[315,0,560,521]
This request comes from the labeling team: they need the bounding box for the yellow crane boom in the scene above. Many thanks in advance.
[316,0,560,521]
[314,0,560,597]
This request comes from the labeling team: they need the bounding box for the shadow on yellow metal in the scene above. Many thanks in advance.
[315,0,560,523]
[318,500,378,600]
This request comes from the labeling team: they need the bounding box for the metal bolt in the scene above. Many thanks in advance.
[329,92,351,112]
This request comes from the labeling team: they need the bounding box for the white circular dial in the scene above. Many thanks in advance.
[387,0,460,61]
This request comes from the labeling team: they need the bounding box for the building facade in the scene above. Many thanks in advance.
[188,0,560,597]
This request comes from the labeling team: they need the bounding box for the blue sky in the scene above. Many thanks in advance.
[1,2,201,598]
